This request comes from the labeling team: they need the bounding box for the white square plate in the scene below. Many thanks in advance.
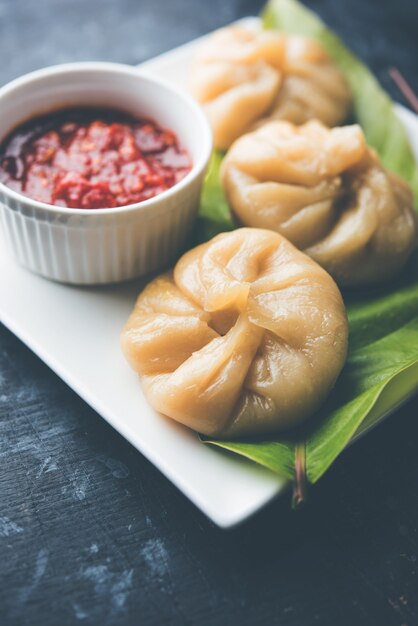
[1,19,417,528]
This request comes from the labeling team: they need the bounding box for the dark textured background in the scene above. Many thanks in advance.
[1,1,418,625]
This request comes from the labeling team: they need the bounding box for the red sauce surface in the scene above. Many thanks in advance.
[0,107,192,209]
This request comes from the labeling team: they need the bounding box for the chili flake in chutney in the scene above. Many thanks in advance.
[0,107,192,209]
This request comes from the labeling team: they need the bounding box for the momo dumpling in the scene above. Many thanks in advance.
[189,25,351,149]
[255,36,351,128]
[190,61,280,151]
[189,26,283,150]
[121,228,348,438]
[221,121,418,286]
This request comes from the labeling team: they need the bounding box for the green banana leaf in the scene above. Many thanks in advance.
[194,152,233,243]
[197,0,418,496]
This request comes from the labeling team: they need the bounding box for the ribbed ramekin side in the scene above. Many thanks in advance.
[0,176,203,284]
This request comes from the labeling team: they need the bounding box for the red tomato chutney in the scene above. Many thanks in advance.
[0,107,192,209]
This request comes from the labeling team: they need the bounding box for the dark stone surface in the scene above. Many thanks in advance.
[1,1,418,624]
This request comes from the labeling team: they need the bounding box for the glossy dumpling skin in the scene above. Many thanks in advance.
[189,26,282,150]
[121,228,348,438]
[189,25,351,149]
[221,121,418,287]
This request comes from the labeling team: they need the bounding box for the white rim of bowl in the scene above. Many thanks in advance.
[0,61,213,216]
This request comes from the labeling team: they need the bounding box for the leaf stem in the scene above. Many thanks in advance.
[292,442,307,509]
[389,67,418,114]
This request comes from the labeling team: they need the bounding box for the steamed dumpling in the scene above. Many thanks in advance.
[191,61,280,151]
[221,121,418,286]
[121,228,348,438]
[189,25,351,149]
[189,26,282,149]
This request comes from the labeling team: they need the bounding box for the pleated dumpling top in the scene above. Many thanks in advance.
[221,121,418,286]
[121,228,348,437]
[189,25,351,149]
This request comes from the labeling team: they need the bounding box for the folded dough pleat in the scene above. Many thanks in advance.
[221,121,417,286]
[141,314,264,435]
[122,229,348,437]
[189,26,352,149]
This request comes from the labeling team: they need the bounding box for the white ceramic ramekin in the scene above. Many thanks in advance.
[0,62,212,284]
